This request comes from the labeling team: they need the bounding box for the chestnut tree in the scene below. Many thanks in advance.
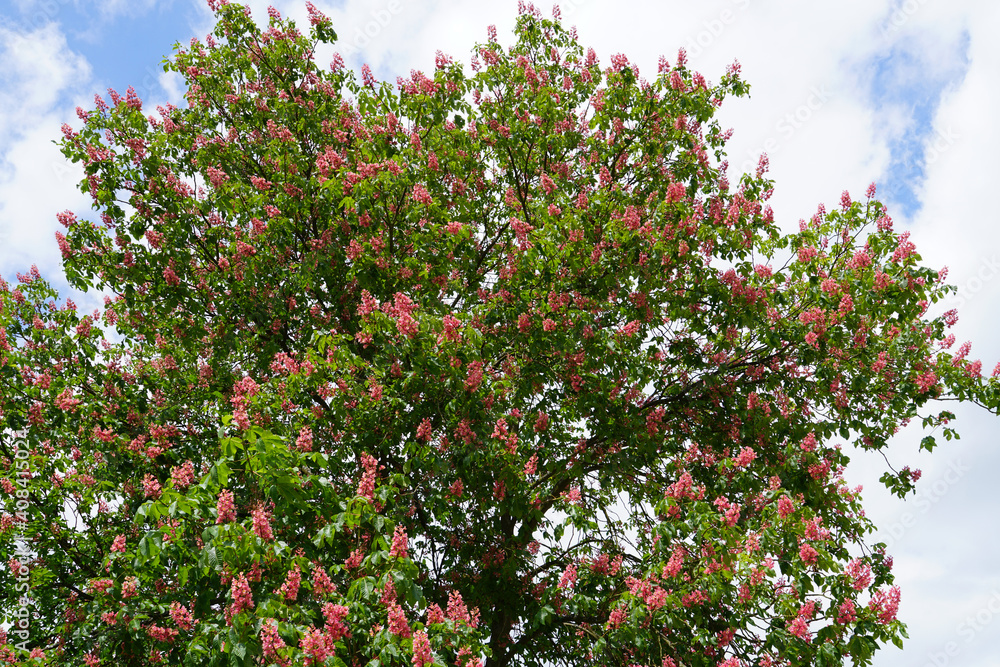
[2,2,998,666]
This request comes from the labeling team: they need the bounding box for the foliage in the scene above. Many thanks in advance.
[1,2,997,666]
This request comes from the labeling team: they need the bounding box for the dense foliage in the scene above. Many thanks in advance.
[2,2,998,666]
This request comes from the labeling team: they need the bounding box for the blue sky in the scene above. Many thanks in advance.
[862,31,972,217]
[1,0,998,664]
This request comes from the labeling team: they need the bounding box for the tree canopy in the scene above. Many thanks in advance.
[2,2,998,666]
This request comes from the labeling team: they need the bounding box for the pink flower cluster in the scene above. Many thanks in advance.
[463,361,484,392]
[230,573,254,614]
[322,603,351,640]
[170,461,195,489]
[558,563,578,590]
[142,474,161,499]
[300,627,331,666]
[389,525,409,559]
[311,563,336,597]
[357,452,378,500]
[276,564,301,601]
[845,558,872,591]
[733,446,756,468]
[868,585,901,624]
[388,603,411,638]
[252,504,274,541]
[216,489,236,524]
[55,388,81,412]
[170,602,195,630]
[295,426,313,452]
[412,630,433,667]
[260,620,288,667]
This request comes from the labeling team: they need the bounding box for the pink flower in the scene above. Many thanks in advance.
[55,388,81,412]
[787,615,811,642]
[733,446,756,468]
[558,563,578,590]
[412,184,433,205]
[618,320,641,337]
[296,426,313,452]
[230,573,254,614]
[534,411,549,432]
[216,489,236,524]
[322,603,351,640]
[868,585,901,624]
[389,525,409,559]
[607,607,626,629]
[465,361,484,392]
[427,604,446,625]
[798,543,818,565]
[892,232,916,263]
[205,166,229,189]
[836,599,857,624]
[142,474,161,499]
[311,564,336,597]
[345,549,364,570]
[252,505,274,541]
[261,620,288,667]
[277,564,301,601]
[447,590,471,624]
[299,627,330,666]
[416,418,433,441]
[121,576,138,599]
[845,558,872,591]
[442,314,463,342]
[170,461,196,489]
[524,454,538,476]
[848,250,871,269]
[412,630,433,667]
[663,544,685,577]
[110,535,127,553]
[388,603,411,638]
[162,265,180,286]
[357,453,378,499]
[713,497,741,527]
[170,602,195,630]
[777,496,794,518]
[361,64,376,87]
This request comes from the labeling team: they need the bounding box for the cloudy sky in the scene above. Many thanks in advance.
[1,0,998,663]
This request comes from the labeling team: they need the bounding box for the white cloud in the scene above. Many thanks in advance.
[0,23,91,142]
[0,22,93,283]
[0,117,88,278]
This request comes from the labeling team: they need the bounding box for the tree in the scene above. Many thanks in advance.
[1,2,997,666]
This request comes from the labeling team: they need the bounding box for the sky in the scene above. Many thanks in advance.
[1,0,998,663]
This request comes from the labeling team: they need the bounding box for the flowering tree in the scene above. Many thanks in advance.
[2,2,998,666]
